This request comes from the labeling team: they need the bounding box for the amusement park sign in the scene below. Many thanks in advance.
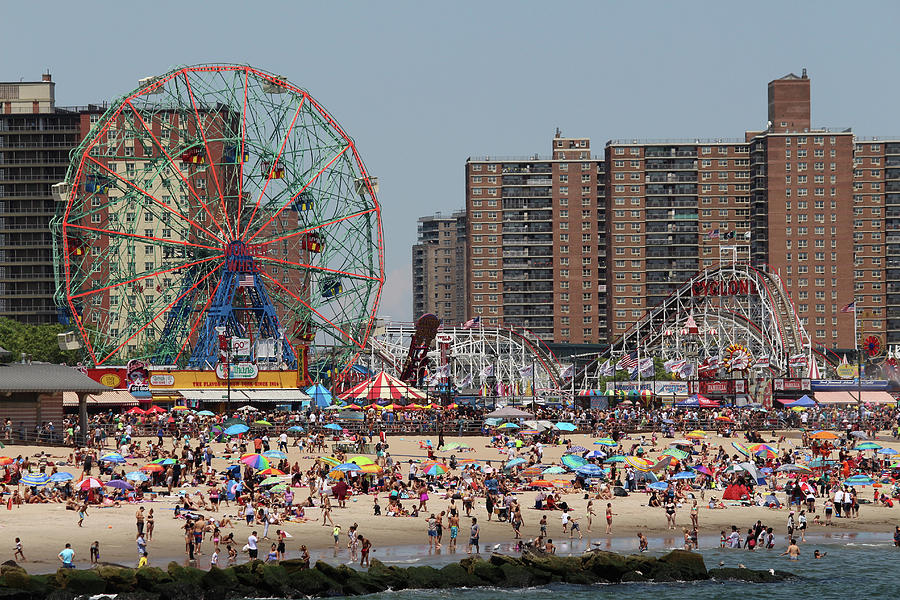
[215,363,259,379]
[691,278,757,297]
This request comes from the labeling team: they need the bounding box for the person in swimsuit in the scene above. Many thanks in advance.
[146,508,155,541]
[360,537,371,567]
[265,543,278,563]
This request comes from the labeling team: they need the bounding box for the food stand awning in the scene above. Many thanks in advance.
[811,391,895,405]
[63,390,138,407]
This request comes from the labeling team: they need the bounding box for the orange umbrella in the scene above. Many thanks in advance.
[140,464,164,472]
[404,404,425,411]
[446,403,458,410]
[259,468,285,475]
[346,404,362,411]
[360,464,383,474]
[530,480,556,488]
[0,457,13,466]
[364,403,384,411]
[810,431,839,440]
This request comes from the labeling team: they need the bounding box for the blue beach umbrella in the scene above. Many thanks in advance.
[594,438,618,447]
[125,471,149,482]
[670,471,697,480]
[335,463,361,472]
[287,426,305,433]
[100,453,126,464]
[20,473,49,486]
[224,424,250,436]
[542,466,566,475]
[505,457,527,469]
[877,448,898,456]
[49,472,74,483]
[575,464,605,477]
[604,455,627,463]
[324,423,343,431]
[197,410,215,417]
[844,474,875,486]
[855,442,882,451]
[263,450,288,459]
[554,422,577,432]
[647,481,669,491]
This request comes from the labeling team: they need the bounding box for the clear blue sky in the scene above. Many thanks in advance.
[6,1,900,321]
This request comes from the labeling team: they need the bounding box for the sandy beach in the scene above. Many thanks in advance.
[3,428,900,572]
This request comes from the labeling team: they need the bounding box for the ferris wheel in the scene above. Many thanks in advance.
[52,64,384,369]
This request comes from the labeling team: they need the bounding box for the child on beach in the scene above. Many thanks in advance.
[638,532,648,552]
[360,536,371,567]
[13,538,24,562]
[90,541,100,565]
[539,514,548,537]
[77,502,88,527]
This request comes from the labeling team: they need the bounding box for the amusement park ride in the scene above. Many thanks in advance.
[48,64,893,403]
[51,65,384,386]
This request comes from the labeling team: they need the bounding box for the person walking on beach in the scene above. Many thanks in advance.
[448,512,460,552]
[77,502,88,527]
[360,536,371,567]
[322,496,335,526]
[690,500,699,529]
[13,538,24,562]
[247,531,259,561]
[511,505,524,539]
[467,518,480,554]
[427,514,437,549]
[798,510,808,542]
[605,503,615,535]
[136,506,145,536]
[664,499,676,530]
[586,500,596,532]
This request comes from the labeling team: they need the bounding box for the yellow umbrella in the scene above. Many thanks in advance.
[350,456,376,466]
[318,456,341,467]
[360,464,383,474]
[171,406,189,411]
[624,456,654,471]
[686,430,707,439]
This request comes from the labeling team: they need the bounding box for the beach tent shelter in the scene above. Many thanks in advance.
[722,483,751,500]
[786,395,816,408]
[763,494,781,508]
[305,384,334,408]
[338,372,428,402]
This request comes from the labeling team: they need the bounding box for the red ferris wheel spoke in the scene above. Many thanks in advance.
[174,276,225,364]
[65,223,222,252]
[69,254,224,300]
[252,207,377,247]
[241,96,306,242]
[257,268,364,349]
[98,262,222,365]
[257,256,382,283]
[246,143,351,244]
[238,69,249,233]
[86,153,225,246]
[182,70,234,240]
[126,101,228,241]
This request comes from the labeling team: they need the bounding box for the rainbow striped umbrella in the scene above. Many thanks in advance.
[240,453,270,470]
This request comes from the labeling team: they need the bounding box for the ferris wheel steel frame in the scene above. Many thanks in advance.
[52,64,384,369]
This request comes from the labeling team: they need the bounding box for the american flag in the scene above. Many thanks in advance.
[616,351,638,371]
[462,316,480,329]
[238,274,255,287]
[840,301,856,313]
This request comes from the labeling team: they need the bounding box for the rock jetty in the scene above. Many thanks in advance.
[0,550,793,599]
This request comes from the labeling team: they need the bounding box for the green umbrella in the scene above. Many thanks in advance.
[253,420,273,426]
[269,484,288,493]
[260,476,283,486]
[663,448,689,460]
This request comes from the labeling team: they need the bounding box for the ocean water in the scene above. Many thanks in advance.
[258,531,900,599]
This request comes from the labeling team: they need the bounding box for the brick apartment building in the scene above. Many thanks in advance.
[460,71,898,350]
[412,210,467,325]
[0,74,85,323]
